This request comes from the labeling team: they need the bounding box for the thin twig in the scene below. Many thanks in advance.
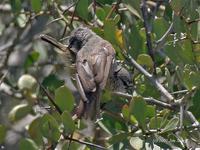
[179,105,184,130]
[61,0,80,38]
[53,1,69,24]
[70,0,80,26]
[64,135,107,150]
[92,0,96,15]
[151,0,162,19]
[185,111,199,126]
[67,133,73,150]
[0,71,8,86]
[112,92,174,110]
[105,0,122,20]
[62,2,77,15]
[155,12,174,52]
[170,89,188,95]
[0,41,13,52]
[37,80,63,114]
[46,17,63,26]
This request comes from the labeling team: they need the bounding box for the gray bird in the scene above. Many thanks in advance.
[41,27,133,120]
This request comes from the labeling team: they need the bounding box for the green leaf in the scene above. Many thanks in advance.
[165,67,173,92]
[149,117,162,129]
[28,118,43,146]
[24,51,40,69]
[109,132,131,144]
[31,0,41,12]
[183,65,200,90]
[61,111,75,135]
[191,22,199,42]
[137,54,154,68]
[40,114,60,142]
[193,44,200,63]
[10,0,21,13]
[153,18,169,40]
[8,104,32,122]
[96,8,106,21]
[170,0,187,14]
[164,40,194,65]
[124,0,141,19]
[129,96,147,129]
[129,137,143,150]
[102,89,111,102]
[173,15,187,37]
[182,66,193,89]
[145,105,155,118]
[121,104,130,120]
[58,140,79,150]
[161,117,179,133]
[55,86,74,112]
[19,138,38,150]
[127,24,145,58]
[42,74,64,91]
[0,125,6,144]
[76,0,88,20]
[124,4,142,19]
[104,19,117,45]
[164,3,173,21]
[180,40,195,64]
[160,110,170,129]
[136,78,160,98]
[101,113,128,134]
[189,89,200,119]
[151,134,173,149]
[92,27,104,37]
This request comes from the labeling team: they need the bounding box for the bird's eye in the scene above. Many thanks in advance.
[68,37,76,48]
[68,37,82,50]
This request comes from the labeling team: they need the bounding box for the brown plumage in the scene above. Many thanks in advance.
[68,27,115,120]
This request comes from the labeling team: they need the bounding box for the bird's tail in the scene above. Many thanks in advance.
[75,88,101,121]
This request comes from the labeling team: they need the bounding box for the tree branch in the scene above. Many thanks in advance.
[37,80,63,114]
[155,12,175,52]
[112,92,175,110]
[127,54,174,101]
[141,0,156,72]
[0,71,8,86]
[63,135,107,150]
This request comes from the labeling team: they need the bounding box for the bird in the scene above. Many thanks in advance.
[41,27,133,121]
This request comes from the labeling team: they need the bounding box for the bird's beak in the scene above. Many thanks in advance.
[40,34,69,53]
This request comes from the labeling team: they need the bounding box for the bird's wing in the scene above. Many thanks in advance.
[93,47,114,89]
[76,44,115,93]
[76,57,96,93]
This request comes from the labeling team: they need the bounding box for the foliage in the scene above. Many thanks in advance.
[0,0,200,149]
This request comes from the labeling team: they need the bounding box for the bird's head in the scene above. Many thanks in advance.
[68,27,93,53]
